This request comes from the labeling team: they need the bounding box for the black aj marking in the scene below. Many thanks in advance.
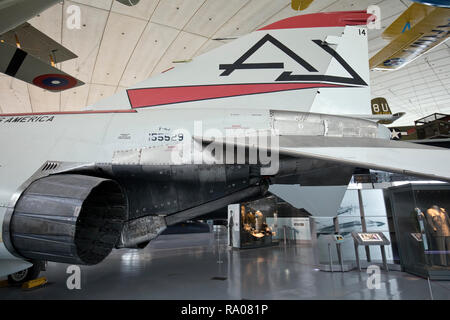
[276,40,367,85]
[219,34,317,76]
[5,48,27,77]
[219,34,367,86]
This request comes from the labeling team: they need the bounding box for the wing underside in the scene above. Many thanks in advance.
[0,41,84,91]
[369,3,450,71]
[202,135,450,182]
[0,23,84,91]
[278,136,450,182]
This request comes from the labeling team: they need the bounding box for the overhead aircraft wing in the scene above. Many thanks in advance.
[291,0,314,11]
[411,0,450,9]
[116,0,141,5]
[369,3,450,71]
[199,135,450,182]
[0,41,83,91]
[0,0,60,35]
[0,23,77,64]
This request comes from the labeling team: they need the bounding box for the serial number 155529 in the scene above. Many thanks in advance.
[149,133,184,142]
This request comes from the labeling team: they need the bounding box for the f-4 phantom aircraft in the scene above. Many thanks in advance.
[1,10,450,284]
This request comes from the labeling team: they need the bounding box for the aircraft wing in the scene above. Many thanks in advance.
[291,0,314,11]
[0,0,60,35]
[116,0,140,5]
[0,40,83,91]
[200,135,450,182]
[369,3,450,71]
[0,23,77,64]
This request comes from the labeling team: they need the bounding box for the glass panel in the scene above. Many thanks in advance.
[338,189,360,216]
[413,188,450,270]
[389,185,450,278]
[361,189,386,216]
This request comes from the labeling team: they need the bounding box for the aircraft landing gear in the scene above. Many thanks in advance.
[7,260,45,285]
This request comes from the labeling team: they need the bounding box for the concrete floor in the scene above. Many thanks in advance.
[1,227,449,300]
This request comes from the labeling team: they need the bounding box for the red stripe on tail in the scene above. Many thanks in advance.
[127,83,345,108]
[258,11,373,30]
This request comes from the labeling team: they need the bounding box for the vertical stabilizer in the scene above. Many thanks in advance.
[92,11,373,115]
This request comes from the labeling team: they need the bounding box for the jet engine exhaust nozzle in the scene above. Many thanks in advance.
[8,174,127,265]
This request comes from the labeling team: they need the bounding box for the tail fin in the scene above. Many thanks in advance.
[371,97,392,116]
[92,11,373,115]
[370,97,405,124]
[349,97,405,124]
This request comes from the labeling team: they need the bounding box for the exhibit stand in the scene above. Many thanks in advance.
[351,231,391,271]
[318,234,355,272]
[386,183,450,280]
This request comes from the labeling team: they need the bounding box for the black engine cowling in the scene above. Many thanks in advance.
[8,174,127,265]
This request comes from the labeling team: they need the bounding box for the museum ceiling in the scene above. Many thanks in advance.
[0,0,448,126]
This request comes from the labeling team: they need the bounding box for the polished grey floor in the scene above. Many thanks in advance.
[1,227,449,300]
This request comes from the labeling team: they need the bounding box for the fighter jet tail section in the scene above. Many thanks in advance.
[94,11,374,116]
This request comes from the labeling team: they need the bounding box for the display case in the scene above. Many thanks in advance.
[386,183,450,280]
[228,196,276,249]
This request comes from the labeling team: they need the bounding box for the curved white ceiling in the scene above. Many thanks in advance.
[0,0,448,126]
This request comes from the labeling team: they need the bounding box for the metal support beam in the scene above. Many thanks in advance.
[165,184,265,226]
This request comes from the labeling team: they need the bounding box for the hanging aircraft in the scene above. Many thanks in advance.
[0,0,138,92]
[291,0,314,11]
[410,0,450,8]
[288,0,449,70]
[1,10,450,284]
[369,1,450,70]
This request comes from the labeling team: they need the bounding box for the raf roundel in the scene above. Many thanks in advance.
[32,74,78,91]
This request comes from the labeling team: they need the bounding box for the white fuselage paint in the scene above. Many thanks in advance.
[0,108,272,204]
[0,22,376,270]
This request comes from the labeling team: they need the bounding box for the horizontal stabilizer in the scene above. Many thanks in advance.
[351,112,405,124]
